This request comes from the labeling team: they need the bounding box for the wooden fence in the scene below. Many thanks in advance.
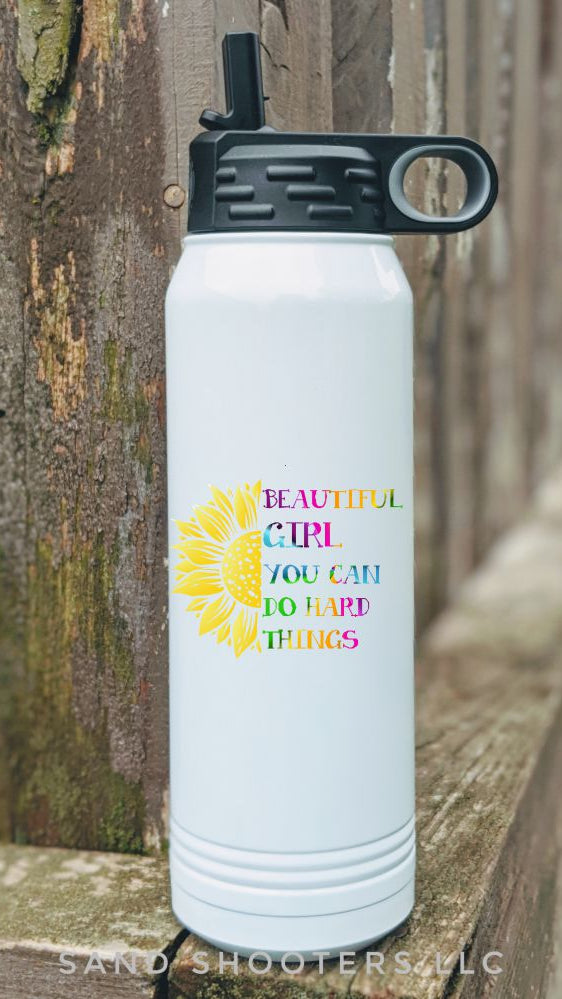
[0,0,561,852]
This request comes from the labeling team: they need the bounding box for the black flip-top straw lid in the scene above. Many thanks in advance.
[188,32,498,236]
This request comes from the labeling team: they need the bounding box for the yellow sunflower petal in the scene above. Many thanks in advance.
[210,485,234,517]
[232,608,258,657]
[187,597,207,612]
[194,503,233,542]
[173,568,222,596]
[173,482,264,658]
[198,594,235,636]
[174,539,223,565]
[234,486,257,530]
[216,622,230,644]
[175,519,204,538]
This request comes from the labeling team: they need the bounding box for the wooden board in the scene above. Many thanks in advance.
[0,844,182,997]
[0,0,335,853]
[0,0,174,853]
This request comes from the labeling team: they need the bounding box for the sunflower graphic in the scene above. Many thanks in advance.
[172,480,262,657]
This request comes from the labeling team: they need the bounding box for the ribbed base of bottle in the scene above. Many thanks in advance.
[170,816,415,959]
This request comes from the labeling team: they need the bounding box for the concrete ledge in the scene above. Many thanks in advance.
[2,472,562,998]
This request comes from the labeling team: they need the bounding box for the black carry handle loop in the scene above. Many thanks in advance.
[385,137,498,233]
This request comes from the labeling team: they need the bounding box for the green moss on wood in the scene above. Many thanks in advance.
[0,546,25,841]
[99,792,145,854]
[103,341,150,425]
[103,339,129,422]
[17,0,78,114]
[103,339,154,482]
[9,530,144,850]
[0,844,179,950]
[26,532,136,699]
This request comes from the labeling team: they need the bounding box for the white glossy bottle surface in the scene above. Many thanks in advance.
[166,232,415,957]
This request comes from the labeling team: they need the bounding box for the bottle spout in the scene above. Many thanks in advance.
[199,32,266,132]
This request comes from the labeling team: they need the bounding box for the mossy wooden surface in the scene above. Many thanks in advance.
[0,0,334,854]
[0,844,183,998]
[17,0,78,114]
[1,0,174,852]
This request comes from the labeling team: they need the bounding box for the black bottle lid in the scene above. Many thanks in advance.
[188,32,498,236]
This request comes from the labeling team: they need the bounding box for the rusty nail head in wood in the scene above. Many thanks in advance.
[164,185,186,208]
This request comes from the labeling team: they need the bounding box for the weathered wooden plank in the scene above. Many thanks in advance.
[0,0,172,851]
[391,0,449,628]
[475,0,521,555]
[460,0,492,578]
[391,0,431,629]
[418,0,449,621]
[510,0,540,494]
[0,5,28,843]
[547,559,562,999]
[260,0,333,131]
[531,0,562,482]
[442,0,473,597]
[168,468,562,998]
[0,844,182,997]
[331,0,393,132]
[0,0,336,851]
[155,0,217,252]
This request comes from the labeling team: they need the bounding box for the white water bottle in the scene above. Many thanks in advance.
[166,32,497,958]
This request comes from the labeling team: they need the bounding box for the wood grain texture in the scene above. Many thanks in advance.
[0,843,183,998]
[532,0,562,483]
[260,0,333,131]
[331,0,392,133]
[0,0,336,849]
[168,469,562,997]
[0,3,28,845]
[477,0,522,554]
[386,0,562,622]
[0,0,172,851]
[442,0,473,596]
[392,0,449,626]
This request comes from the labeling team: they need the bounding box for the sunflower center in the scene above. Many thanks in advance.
[222,531,261,608]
